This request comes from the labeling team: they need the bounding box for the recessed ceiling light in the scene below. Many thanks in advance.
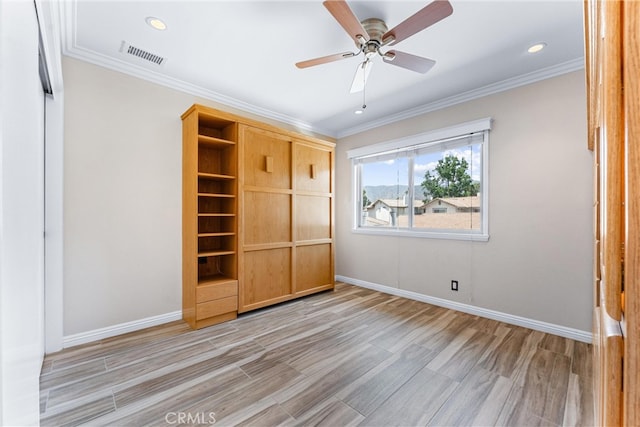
[527,42,546,54]
[146,17,167,31]
[354,109,364,115]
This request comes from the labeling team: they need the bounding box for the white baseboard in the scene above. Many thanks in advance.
[336,275,592,344]
[62,310,183,349]
[61,278,592,349]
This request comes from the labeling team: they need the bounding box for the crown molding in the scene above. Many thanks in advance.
[61,46,332,137]
[337,57,585,138]
[58,0,332,138]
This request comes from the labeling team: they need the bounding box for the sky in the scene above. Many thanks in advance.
[361,144,482,187]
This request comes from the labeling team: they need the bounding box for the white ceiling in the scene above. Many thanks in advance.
[60,0,585,137]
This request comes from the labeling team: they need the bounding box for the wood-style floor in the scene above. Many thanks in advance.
[40,283,594,426]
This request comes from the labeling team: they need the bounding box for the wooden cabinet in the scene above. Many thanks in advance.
[238,126,293,312]
[238,127,335,312]
[182,105,239,329]
[294,141,334,294]
[584,1,640,425]
[182,104,335,325]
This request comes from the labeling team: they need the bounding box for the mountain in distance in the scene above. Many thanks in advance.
[364,180,481,204]
[363,185,425,203]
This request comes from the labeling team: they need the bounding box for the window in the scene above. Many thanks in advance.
[349,118,491,241]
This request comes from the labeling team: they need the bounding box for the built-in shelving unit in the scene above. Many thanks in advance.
[182,105,239,329]
[182,103,335,330]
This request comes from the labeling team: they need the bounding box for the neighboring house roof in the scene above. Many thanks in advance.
[368,198,425,209]
[426,195,481,209]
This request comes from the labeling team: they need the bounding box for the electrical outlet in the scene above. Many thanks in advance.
[451,280,459,291]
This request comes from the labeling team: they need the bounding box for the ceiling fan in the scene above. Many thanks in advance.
[296,0,454,93]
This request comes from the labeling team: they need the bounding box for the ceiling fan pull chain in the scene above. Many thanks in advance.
[362,64,367,110]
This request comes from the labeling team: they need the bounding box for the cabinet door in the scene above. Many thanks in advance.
[296,194,330,241]
[244,191,291,245]
[241,248,292,311]
[294,141,334,295]
[296,142,331,193]
[296,244,332,293]
[242,126,291,189]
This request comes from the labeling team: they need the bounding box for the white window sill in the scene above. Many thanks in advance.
[352,227,490,242]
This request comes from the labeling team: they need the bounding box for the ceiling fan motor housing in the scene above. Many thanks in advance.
[358,18,388,57]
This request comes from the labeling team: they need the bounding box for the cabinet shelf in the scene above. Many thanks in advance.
[198,213,235,217]
[198,172,235,180]
[198,134,235,148]
[198,193,235,198]
[198,232,235,237]
[198,250,235,257]
[197,274,236,287]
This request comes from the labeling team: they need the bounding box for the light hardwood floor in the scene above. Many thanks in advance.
[40,283,594,426]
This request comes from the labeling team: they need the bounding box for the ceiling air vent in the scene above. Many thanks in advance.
[119,41,166,66]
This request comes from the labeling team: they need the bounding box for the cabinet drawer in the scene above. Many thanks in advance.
[196,296,238,321]
[197,280,238,303]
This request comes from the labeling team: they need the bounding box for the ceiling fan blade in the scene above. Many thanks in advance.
[323,1,370,44]
[350,60,373,93]
[383,0,453,46]
[382,50,436,73]
[296,51,356,69]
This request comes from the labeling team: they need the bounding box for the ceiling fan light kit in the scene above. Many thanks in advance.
[296,0,453,99]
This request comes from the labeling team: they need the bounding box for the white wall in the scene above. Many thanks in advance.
[0,1,46,424]
[336,71,593,333]
[63,58,185,335]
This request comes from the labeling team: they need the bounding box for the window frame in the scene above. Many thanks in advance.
[349,118,491,241]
